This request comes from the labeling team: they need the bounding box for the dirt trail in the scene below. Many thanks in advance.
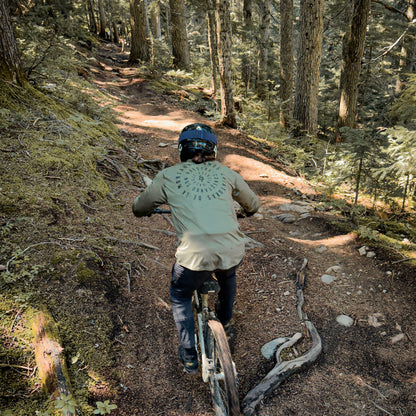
[84,44,416,416]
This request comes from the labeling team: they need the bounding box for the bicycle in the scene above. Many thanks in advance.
[151,208,240,416]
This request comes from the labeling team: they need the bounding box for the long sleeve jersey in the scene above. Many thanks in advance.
[132,160,260,271]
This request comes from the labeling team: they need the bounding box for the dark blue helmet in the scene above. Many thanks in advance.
[178,123,217,162]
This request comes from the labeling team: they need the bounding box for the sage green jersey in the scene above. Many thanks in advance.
[132,160,260,271]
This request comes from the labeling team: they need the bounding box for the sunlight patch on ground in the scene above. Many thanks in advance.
[258,195,292,209]
[115,104,197,137]
[224,154,287,181]
[288,232,357,248]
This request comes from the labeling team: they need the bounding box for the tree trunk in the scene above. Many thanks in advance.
[98,0,107,38]
[293,0,324,136]
[395,0,415,94]
[256,0,271,100]
[279,0,293,128]
[87,0,98,33]
[129,0,150,63]
[401,173,410,212]
[112,21,120,44]
[216,0,236,127]
[150,0,162,39]
[206,0,218,95]
[0,0,25,84]
[241,0,253,95]
[169,0,190,69]
[337,0,371,136]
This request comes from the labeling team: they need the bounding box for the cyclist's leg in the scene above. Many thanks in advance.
[214,266,237,326]
[170,262,210,349]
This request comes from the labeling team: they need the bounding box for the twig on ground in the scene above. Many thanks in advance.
[6,241,64,272]
[369,400,396,416]
[155,229,176,236]
[357,377,388,400]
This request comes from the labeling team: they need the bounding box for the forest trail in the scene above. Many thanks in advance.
[76,43,416,415]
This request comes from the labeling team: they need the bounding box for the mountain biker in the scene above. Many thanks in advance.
[132,123,260,374]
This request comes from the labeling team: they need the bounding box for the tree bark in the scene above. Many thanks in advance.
[87,0,98,34]
[129,0,150,63]
[337,0,371,136]
[395,0,415,94]
[216,0,236,127]
[293,0,324,136]
[241,0,253,94]
[150,0,162,39]
[0,0,25,84]
[169,0,190,69]
[256,0,271,100]
[279,0,294,128]
[206,0,218,95]
[98,0,107,38]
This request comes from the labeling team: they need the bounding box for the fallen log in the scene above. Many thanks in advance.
[242,258,322,416]
[32,308,75,416]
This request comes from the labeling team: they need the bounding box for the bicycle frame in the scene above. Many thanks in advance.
[194,289,217,383]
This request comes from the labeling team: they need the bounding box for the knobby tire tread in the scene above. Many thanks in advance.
[206,319,240,416]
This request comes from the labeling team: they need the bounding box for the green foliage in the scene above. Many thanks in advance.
[358,225,380,241]
[55,393,77,414]
[389,74,416,126]
[381,126,416,178]
[94,400,118,415]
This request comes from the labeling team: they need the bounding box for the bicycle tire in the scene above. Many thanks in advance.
[205,319,240,416]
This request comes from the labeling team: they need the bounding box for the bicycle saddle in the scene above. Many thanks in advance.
[199,277,220,294]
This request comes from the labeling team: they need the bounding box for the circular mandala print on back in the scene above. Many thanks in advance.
[175,163,226,201]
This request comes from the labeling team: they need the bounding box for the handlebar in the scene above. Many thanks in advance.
[151,208,171,214]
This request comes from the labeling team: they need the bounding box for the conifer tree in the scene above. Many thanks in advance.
[216,0,236,127]
[0,0,25,84]
[293,0,324,136]
[279,0,294,128]
[337,0,371,136]
[129,0,150,63]
[169,0,190,69]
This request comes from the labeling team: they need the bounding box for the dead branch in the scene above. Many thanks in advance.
[372,0,410,21]
[242,258,322,416]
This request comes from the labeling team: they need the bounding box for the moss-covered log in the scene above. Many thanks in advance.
[32,308,75,415]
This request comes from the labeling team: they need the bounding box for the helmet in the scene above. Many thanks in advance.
[178,123,217,162]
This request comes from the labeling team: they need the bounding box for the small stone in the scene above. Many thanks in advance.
[316,245,328,253]
[320,274,337,284]
[326,265,342,274]
[158,142,169,147]
[368,313,386,327]
[276,213,297,223]
[336,315,354,327]
[280,203,312,214]
[283,291,290,296]
[359,246,367,256]
[261,337,289,360]
[367,251,376,258]
[391,333,405,344]
[253,213,264,220]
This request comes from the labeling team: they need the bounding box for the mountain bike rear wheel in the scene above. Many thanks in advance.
[205,319,240,416]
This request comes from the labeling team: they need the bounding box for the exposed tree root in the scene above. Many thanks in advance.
[242,258,322,416]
